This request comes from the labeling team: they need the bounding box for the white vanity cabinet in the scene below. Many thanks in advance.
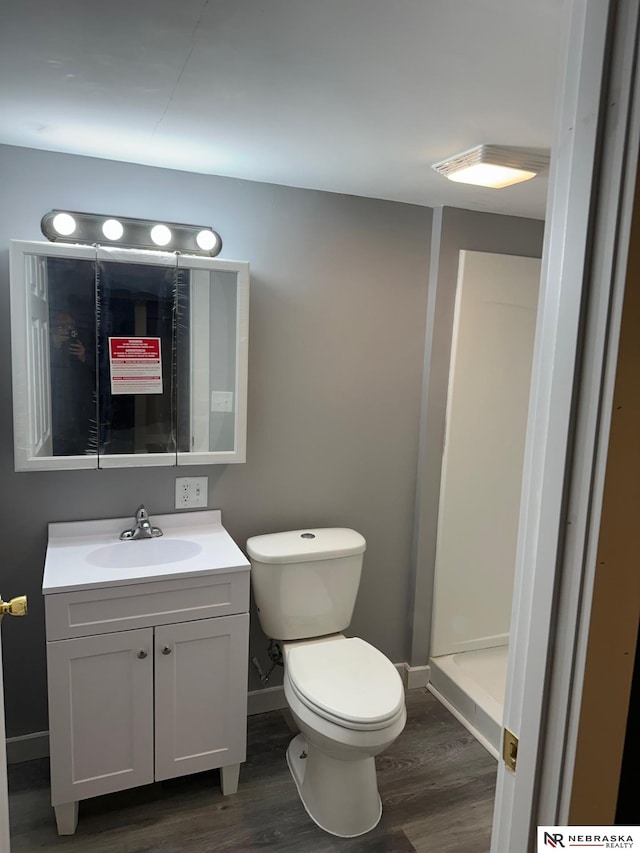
[42,510,250,836]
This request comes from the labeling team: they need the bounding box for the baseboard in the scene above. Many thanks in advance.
[7,660,418,764]
[6,731,49,765]
[5,693,289,764]
[250,661,420,712]
[5,693,288,764]
[395,662,431,690]
[247,684,287,715]
[407,663,431,689]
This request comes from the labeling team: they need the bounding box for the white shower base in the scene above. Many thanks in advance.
[428,646,508,759]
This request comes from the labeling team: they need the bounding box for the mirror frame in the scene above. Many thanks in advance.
[9,240,249,471]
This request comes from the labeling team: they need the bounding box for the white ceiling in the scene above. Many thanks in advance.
[0,0,567,219]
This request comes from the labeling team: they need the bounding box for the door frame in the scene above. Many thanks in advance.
[492,0,640,849]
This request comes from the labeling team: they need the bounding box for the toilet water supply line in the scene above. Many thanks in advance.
[251,640,283,684]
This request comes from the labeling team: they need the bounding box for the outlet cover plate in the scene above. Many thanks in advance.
[175,476,208,509]
[211,391,234,412]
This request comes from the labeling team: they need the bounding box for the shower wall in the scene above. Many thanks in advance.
[409,208,544,670]
[431,250,541,658]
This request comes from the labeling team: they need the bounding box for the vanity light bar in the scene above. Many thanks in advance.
[41,210,223,257]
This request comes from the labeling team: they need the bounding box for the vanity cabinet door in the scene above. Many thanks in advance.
[154,613,249,781]
[47,628,154,805]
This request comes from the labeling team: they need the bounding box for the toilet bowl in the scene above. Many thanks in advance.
[246,527,407,838]
[282,636,406,838]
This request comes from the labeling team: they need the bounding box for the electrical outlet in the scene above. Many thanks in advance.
[175,476,208,509]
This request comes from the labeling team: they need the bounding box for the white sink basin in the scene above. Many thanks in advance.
[86,538,203,569]
[42,510,250,594]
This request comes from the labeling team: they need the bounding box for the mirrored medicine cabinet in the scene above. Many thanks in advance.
[9,240,249,471]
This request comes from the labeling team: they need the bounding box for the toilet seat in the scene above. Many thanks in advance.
[285,637,405,731]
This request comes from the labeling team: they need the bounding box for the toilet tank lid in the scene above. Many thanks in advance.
[246,528,366,564]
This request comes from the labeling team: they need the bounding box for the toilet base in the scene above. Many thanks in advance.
[286,733,382,838]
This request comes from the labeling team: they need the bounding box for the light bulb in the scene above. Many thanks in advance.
[446,163,537,188]
[150,224,172,246]
[196,230,219,251]
[52,213,76,236]
[102,219,124,240]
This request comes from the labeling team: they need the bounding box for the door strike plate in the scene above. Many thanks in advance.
[503,727,518,773]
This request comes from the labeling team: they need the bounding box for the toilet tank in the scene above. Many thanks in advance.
[246,528,366,641]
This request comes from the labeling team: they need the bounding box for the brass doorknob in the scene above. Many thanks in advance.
[0,595,28,619]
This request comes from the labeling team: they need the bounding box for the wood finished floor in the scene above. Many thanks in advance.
[8,689,497,853]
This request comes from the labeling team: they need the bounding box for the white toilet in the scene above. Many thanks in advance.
[246,528,406,838]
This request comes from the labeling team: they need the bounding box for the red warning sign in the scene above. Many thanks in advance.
[109,337,163,395]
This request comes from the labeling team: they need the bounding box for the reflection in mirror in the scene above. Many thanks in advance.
[46,258,97,456]
[178,268,237,454]
[10,241,249,470]
[97,260,176,457]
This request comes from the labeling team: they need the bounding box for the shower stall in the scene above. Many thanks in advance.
[428,250,541,756]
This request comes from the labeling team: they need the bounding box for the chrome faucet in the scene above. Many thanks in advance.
[119,505,163,540]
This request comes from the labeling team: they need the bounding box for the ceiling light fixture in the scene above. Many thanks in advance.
[431,145,550,189]
[41,210,223,256]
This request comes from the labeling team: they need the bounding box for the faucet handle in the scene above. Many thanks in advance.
[135,505,148,522]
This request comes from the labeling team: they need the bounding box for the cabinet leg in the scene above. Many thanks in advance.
[220,763,240,795]
[54,801,79,835]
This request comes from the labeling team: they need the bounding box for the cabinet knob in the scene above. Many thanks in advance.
[136,650,148,659]
[161,645,172,655]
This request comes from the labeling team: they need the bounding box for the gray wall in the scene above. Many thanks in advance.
[410,206,546,666]
[0,144,431,738]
